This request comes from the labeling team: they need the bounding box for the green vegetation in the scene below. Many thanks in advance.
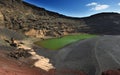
[35,34,96,50]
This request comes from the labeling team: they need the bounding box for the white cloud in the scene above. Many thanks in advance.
[86,2,110,11]
[93,4,109,10]
[86,2,97,6]
[118,3,120,6]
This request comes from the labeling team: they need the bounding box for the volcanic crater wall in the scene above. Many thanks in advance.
[0,0,120,38]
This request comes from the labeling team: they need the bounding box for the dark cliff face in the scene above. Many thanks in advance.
[84,13,120,35]
[0,0,120,37]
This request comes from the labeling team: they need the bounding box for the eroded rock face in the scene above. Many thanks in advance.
[0,1,80,38]
[0,11,4,28]
[25,29,46,38]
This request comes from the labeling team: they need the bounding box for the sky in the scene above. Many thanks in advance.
[23,0,120,17]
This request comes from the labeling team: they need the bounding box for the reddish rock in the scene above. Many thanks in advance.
[49,69,87,75]
[102,69,120,75]
[0,50,48,75]
[0,50,87,75]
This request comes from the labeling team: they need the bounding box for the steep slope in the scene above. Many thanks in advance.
[84,13,120,35]
[0,47,48,75]
[0,0,84,38]
[0,0,120,38]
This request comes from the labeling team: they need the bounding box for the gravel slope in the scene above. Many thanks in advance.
[54,35,120,75]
